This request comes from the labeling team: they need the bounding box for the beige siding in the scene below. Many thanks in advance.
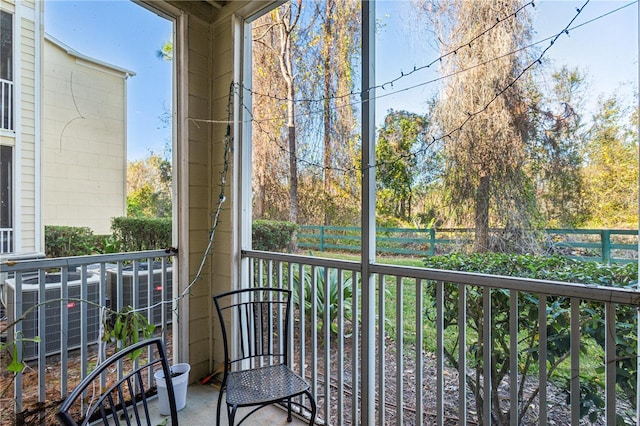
[17,10,38,252]
[184,12,215,382]
[177,0,277,382]
[42,38,128,235]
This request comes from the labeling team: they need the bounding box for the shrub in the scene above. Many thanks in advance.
[111,217,172,252]
[45,226,98,257]
[252,220,298,252]
[293,265,355,336]
[422,253,638,423]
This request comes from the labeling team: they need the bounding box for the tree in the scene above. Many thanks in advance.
[425,0,534,253]
[156,40,173,61]
[317,0,361,225]
[582,94,638,227]
[376,110,428,220]
[250,1,361,227]
[252,12,289,220]
[275,1,303,225]
[527,66,588,227]
[127,152,172,218]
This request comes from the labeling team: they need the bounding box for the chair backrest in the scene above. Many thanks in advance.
[214,287,292,372]
[57,337,178,426]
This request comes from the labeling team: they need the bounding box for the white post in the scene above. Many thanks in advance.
[361,1,376,424]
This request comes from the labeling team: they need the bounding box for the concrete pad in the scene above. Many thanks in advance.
[149,382,309,425]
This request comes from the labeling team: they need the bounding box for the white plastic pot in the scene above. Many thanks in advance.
[154,363,190,415]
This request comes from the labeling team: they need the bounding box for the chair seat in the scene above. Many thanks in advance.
[226,364,310,406]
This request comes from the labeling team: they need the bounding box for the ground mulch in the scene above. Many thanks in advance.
[0,319,629,426]
[0,322,174,426]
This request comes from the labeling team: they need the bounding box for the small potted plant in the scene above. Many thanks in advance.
[102,306,190,414]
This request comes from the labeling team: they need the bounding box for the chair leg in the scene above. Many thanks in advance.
[287,397,292,422]
[305,390,316,426]
[229,404,238,426]
[216,389,224,425]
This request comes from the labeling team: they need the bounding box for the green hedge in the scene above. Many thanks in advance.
[111,217,172,252]
[45,226,99,257]
[252,220,298,252]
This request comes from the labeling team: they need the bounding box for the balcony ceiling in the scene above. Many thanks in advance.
[165,0,228,22]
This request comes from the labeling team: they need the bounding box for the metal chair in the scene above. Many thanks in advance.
[213,287,316,425]
[57,337,178,425]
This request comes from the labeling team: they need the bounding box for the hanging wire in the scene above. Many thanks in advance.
[121,0,611,316]
[123,82,235,316]
[242,0,597,175]
[240,0,537,104]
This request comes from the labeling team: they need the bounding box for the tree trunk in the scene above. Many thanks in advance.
[275,2,301,228]
[475,174,490,252]
[322,0,334,226]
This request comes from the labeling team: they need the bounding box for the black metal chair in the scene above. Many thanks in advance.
[213,287,316,425]
[57,337,178,425]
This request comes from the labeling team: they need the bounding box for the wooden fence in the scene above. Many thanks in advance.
[297,226,638,263]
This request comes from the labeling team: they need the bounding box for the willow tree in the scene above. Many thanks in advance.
[527,66,588,227]
[425,0,534,252]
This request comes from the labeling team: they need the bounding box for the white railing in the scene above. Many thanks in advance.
[243,250,640,425]
[0,250,175,424]
[1,78,13,131]
[0,227,12,253]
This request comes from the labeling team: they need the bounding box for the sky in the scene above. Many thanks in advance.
[45,0,173,161]
[376,0,639,122]
[44,0,638,161]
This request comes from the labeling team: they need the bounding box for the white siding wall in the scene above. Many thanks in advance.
[5,0,40,255]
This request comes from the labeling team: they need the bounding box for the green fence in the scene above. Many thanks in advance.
[297,226,638,263]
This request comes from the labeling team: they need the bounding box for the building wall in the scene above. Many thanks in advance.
[0,0,41,255]
[154,0,269,381]
[42,37,129,235]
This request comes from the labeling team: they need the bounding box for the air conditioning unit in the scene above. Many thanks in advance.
[3,272,102,360]
[106,262,173,327]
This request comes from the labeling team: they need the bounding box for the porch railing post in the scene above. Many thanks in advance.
[429,228,435,256]
[601,229,611,263]
[361,1,376,423]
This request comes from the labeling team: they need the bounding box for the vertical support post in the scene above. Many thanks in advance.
[570,298,580,426]
[395,276,404,425]
[457,283,467,425]
[605,302,616,425]
[538,294,547,425]
[361,1,376,424]
[429,228,435,256]
[601,229,611,264]
[377,274,386,426]
[483,287,492,426]
[436,281,444,426]
[509,290,518,426]
[319,226,325,252]
[416,279,424,425]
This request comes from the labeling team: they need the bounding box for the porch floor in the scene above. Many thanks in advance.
[149,382,309,425]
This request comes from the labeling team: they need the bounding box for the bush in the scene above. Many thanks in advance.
[45,226,98,257]
[111,217,172,252]
[252,220,298,252]
[293,265,355,336]
[422,253,638,423]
